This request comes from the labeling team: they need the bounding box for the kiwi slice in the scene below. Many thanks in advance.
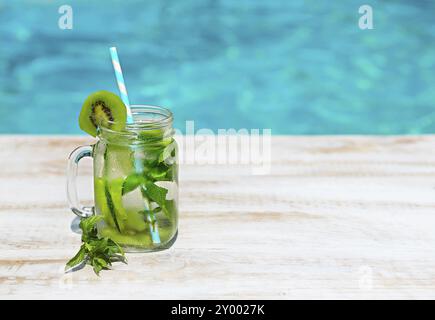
[79,90,127,137]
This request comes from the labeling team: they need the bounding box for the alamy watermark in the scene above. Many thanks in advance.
[359,5,374,30]
[60,4,374,31]
[164,121,271,175]
[58,5,73,30]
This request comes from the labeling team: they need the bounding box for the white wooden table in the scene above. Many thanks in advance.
[1,135,435,299]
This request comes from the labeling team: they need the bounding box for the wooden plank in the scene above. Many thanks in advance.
[1,135,435,299]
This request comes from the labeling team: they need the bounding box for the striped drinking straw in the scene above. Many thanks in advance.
[109,47,161,244]
[109,47,133,123]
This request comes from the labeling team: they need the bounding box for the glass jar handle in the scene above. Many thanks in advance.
[67,145,94,218]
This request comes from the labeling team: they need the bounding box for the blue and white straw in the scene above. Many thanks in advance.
[109,47,133,123]
[109,47,161,244]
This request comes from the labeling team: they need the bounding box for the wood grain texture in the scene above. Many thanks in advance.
[1,135,435,299]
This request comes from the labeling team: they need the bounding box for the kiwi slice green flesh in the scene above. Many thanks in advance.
[79,90,127,137]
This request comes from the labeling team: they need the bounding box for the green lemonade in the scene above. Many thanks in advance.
[93,129,178,251]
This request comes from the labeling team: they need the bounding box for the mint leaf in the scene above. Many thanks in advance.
[94,257,109,268]
[79,215,102,240]
[122,173,144,195]
[65,216,127,276]
[65,244,86,271]
[93,261,104,275]
[144,182,168,208]
[148,166,169,180]
[107,238,125,256]
[142,183,174,218]
[165,164,176,181]
[87,238,108,254]
[158,142,176,164]
[105,242,126,262]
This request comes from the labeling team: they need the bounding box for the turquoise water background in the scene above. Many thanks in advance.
[0,0,434,134]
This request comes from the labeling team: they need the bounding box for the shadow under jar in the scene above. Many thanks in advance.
[67,105,179,252]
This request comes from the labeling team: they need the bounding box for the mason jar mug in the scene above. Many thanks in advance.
[67,105,178,252]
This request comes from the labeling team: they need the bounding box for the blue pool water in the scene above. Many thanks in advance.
[0,0,435,134]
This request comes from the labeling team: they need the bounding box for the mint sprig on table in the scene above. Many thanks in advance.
[65,215,127,275]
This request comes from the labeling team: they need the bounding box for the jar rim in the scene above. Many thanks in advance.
[99,104,173,136]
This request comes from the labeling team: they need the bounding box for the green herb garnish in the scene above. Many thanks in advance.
[65,215,127,275]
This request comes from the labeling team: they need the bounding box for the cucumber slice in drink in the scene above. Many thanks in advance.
[95,177,126,233]
[94,178,116,228]
[107,178,128,222]
[99,227,152,248]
